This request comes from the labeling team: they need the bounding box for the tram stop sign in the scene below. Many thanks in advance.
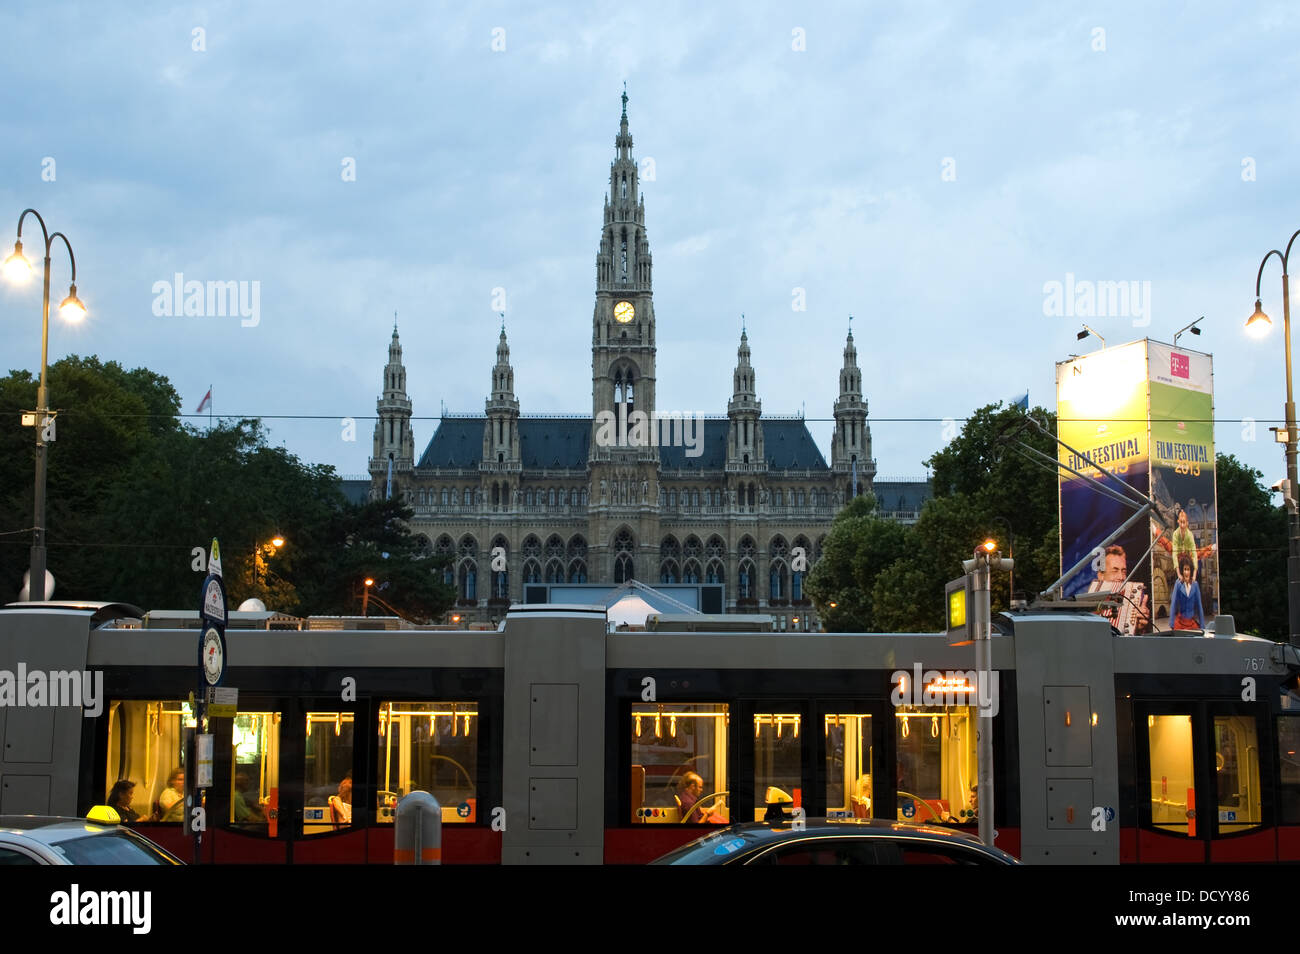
[946,575,974,646]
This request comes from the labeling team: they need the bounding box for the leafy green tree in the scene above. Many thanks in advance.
[0,358,454,622]
[805,494,910,631]
[871,404,1060,631]
[813,403,1059,632]
[1216,454,1287,639]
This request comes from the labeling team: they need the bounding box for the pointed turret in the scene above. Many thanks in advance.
[831,318,875,498]
[369,318,415,495]
[727,322,765,468]
[484,320,521,470]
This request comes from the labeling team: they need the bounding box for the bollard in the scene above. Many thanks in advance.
[394,791,442,865]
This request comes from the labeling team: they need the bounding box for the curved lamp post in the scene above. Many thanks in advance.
[1247,230,1300,645]
[4,209,85,602]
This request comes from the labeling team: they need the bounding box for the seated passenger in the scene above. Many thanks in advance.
[233,772,265,823]
[156,768,185,822]
[677,772,724,824]
[678,772,705,822]
[328,773,353,827]
[108,779,139,823]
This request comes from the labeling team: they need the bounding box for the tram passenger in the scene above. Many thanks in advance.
[108,780,139,823]
[329,773,353,827]
[156,768,185,822]
[678,772,705,822]
[233,772,265,823]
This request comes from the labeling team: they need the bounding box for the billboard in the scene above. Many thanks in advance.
[1056,340,1218,633]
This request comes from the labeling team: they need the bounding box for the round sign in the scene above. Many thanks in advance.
[901,800,916,819]
[457,802,471,818]
[201,626,226,686]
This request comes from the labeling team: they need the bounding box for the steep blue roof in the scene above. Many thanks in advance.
[872,480,931,512]
[416,417,829,471]
[339,478,371,505]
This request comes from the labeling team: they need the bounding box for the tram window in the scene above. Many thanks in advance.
[1214,715,1261,832]
[754,712,803,821]
[377,702,479,824]
[304,711,354,834]
[1148,714,1194,834]
[630,703,728,824]
[230,711,280,830]
[105,700,192,823]
[895,707,976,825]
[1277,718,1300,824]
[825,714,872,818]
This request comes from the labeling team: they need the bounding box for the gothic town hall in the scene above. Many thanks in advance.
[360,94,927,626]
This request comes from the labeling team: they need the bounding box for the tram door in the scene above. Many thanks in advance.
[741,700,813,822]
[280,696,360,861]
[815,703,884,821]
[1136,702,1268,862]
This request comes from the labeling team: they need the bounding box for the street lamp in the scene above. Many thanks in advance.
[4,209,84,602]
[1247,231,1300,646]
[362,578,375,617]
[252,535,285,588]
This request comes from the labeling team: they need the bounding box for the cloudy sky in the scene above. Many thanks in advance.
[2,1,1298,490]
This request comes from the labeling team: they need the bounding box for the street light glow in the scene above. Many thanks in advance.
[364,577,374,587]
[271,536,285,548]
[3,242,31,283]
[1246,298,1272,338]
[57,283,86,322]
[981,539,997,553]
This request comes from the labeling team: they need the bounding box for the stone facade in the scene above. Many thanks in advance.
[363,94,926,625]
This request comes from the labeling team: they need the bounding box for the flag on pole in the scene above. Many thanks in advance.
[196,388,213,414]
[1010,390,1029,411]
[851,456,858,498]
[386,457,393,500]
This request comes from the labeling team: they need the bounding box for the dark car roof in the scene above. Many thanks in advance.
[653,818,1020,864]
[705,818,988,842]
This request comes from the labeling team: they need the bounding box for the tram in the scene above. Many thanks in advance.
[1,600,1298,864]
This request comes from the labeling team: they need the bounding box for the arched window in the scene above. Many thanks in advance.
[459,562,477,600]
[620,229,628,279]
[614,529,635,583]
[620,174,627,199]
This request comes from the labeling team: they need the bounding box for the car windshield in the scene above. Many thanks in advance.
[650,829,767,865]
[51,831,177,865]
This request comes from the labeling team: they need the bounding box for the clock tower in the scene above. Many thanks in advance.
[590,88,659,581]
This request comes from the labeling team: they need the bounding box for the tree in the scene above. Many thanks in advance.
[869,403,1060,631]
[0,357,455,622]
[805,494,910,631]
[1216,454,1287,639]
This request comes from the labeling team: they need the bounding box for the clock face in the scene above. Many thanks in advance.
[202,628,224,685]
[614,300,635,324]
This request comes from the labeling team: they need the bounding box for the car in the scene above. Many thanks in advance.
[649,818,1021,865]
[0,814,184,865]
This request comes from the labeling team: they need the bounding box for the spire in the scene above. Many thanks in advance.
[843,318,858,371]
[616,85,633,160]
[832,313,873,492]
[485,316,520,467]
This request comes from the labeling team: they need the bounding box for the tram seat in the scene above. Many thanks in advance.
[851,776,872,817]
